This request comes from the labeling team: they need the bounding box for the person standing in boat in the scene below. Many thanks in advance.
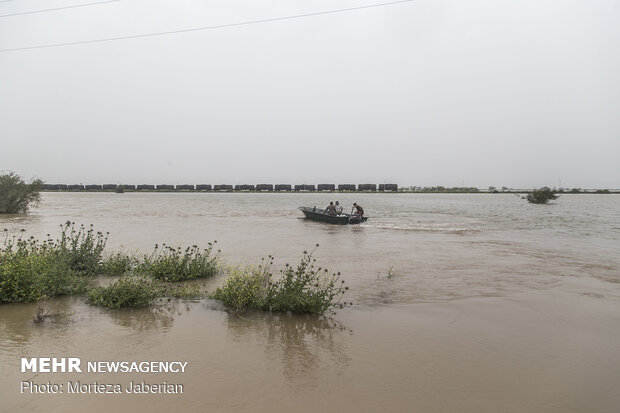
[352,203,364,216]
[325,202,337,216]
[335,201,343,215]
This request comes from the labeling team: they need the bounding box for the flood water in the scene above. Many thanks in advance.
[1,192,620,412]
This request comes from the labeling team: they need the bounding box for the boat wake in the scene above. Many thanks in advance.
[365,222,481,234]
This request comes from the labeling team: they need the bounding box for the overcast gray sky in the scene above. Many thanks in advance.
[1,0,618,188]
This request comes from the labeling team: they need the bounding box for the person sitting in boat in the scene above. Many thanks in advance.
[353,203,364,216]
[325,202,337,216]
[335,201,343,215]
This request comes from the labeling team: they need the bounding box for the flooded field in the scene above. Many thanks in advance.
[1,193,620,412]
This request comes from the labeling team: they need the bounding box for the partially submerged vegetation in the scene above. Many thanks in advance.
[138,243,219,281]
[0,223,214,305]
[212,247,351,315]
[87,276,164,309]
[0,223,101,303]
[1,226,350,314]
[87,277,203,309]
[0,172,42,214]
[526,187,559,204]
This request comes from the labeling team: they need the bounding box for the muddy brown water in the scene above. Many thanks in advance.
[1,193,619,412]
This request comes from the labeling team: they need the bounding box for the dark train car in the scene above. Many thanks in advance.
[358,184,377,191]
[137,184,155,190]
[337,184,356,191]
[256,184,273,191]
[318,184,336,191]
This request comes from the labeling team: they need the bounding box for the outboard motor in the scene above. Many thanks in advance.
[348,215,362,224]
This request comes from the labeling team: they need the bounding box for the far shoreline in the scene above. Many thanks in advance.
[39,189,620,194]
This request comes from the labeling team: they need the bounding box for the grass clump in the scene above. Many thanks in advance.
[87,276,163,308]
[527,187,559,204]
[212,247,351,315]
[139,242,220,282]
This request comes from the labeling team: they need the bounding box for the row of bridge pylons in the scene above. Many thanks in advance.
[41,183,399,192]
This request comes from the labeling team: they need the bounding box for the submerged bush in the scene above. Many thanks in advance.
[0,223,109,303]
[211,262,271,312]
[212,248,350,315]
[87,276,203,308]
[87,276,164,308]
[265,248,349,314]
[139,242,220,282]
[57,222,108,274]
[165,282,202,299]
[0,172,42,214]
[0,235,86,303]
[100,251,135,275]
[526,187,559,204]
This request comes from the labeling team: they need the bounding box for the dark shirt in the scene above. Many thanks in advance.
[354,205,364,215]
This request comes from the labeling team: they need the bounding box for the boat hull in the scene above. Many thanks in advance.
[298,207,368,225]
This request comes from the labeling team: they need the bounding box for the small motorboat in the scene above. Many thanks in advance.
[298,206,368,225]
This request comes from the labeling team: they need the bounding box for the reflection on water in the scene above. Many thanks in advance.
[0,297,79,350]
[224,312,351,388]
[0,213,42,227]
[102,302,182,331]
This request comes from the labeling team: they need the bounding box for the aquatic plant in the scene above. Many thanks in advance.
[526,187,559,204]
[138,242,220,282]
[87,276,164,308]
[0,171,42,214]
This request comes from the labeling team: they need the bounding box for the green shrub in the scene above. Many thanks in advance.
[264,248,349,314]
[57,222,108,275]
[212,248,351,315]
[87,276,163,308]
[0,237,86,303]
[114,185,125,193]
[165,282,202,299]
[139,242,219,282]
[0,172,42,214]
[211,262,271,312]
[527,187,559,204]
